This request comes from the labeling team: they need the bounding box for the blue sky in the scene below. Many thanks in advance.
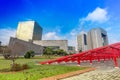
[0,0,120,46]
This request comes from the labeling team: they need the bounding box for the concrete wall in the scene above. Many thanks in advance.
[9,37,43,56]
[33,40,68,51]
[16,21,42,42]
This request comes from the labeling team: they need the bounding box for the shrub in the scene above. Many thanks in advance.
[10,63,29,71]
[43,47,53,58]
[55,49,68,56]
[43,47,68,56]
[24,50,35,58]
[24,52,31,58]
[10,63,21,71]
[3,54,10,59]
[0,68,10,72]
[43,47,53,55]
[22,64,29,69]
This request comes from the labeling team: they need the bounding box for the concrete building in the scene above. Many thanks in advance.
[68,46,76,53]
[9,20,76,56]
[16,21,42,41]
[33,40,68,52]
[77,31,87,52]
[9,37,43,56]
[87,28,108,50]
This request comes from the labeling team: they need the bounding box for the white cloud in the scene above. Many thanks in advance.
[105,27,112,32]
[106,27,120,44]
[83,7,109,23]
[70,29,77,36]
[43,32,61,40]
[0,28,16,45]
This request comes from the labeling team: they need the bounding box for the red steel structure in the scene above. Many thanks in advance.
[40,42,120,68]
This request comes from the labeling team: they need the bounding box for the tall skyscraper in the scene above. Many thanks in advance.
[87,28,108,50]
[77,31,87,52]
[16,21,42,41]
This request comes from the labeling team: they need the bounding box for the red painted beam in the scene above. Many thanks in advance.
[39,42,120,68]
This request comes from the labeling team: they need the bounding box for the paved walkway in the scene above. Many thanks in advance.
[62,68,120,80]
[60,59,120,80]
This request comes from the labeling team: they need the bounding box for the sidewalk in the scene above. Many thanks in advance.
[62,59,120,80]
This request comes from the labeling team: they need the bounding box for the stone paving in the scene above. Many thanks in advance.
[62,68,120,80]
[60,59,120,80]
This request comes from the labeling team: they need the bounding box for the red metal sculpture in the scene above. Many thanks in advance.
[40,42,120,68]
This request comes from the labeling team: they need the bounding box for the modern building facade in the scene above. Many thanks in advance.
[77,31,87,52]
[87,28,108,50]
[9,20,72,56]
[16,21,42,41]
[33,40,68,52]
[10,20,108,55]
[9,37,43,56]
[68,46,76,53]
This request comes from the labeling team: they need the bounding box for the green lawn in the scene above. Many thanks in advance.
[0,56,87,80]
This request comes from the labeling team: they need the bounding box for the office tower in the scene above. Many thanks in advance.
[77,31,87,52]
[87,28,108,50]
[16,21,42,41]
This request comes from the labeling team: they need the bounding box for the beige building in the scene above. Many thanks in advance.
[87,28,108,50]
[16,21,42,41]
[33,40,68,51]
[77,31,87,52]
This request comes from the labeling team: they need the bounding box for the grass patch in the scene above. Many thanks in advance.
[0,57,88,80]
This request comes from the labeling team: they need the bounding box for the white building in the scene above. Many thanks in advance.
[77,31,87,52]
[87,28,108,50]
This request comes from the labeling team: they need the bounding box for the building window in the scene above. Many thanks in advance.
[84,34,87,45]
[68,46,74,50]
[101,33,106,45]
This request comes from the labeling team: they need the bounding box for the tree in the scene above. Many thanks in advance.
[0,46,11,59]
[79,50,82,53]
[24,50,35,58]
[43,47,68,58]
[79,48,82,53]
[0,46,18,67]
[43,47,54,58]
[55,49,68,56]
[0,46,2,53]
